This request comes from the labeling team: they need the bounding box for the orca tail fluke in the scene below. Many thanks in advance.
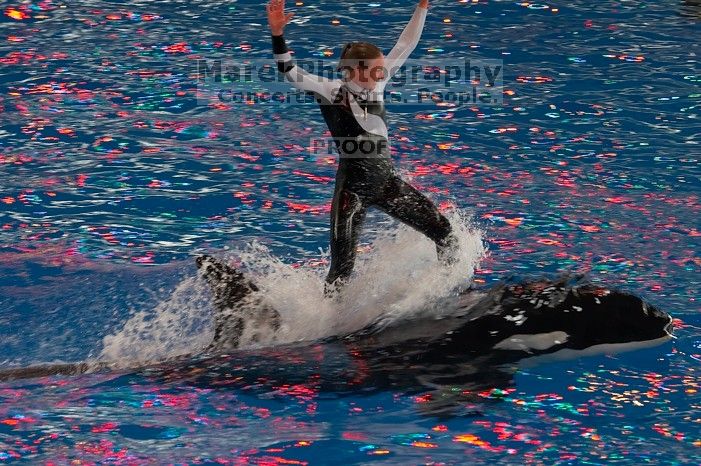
[0,360,114,383]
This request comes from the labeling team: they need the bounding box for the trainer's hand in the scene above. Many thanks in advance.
[267,0,295,36]
[419,0,429,9]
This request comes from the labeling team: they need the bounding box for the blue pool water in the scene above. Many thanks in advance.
[0,0,699,463]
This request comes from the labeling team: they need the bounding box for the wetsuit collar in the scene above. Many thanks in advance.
[344,79,371,100]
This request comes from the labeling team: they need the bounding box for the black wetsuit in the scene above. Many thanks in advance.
[272,5,457,290]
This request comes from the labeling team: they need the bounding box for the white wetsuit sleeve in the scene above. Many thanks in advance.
[381,6,428,88]
[272,34,338,100]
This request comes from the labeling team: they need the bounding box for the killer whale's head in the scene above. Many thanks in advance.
[454,278,674,357]
[497,281,673,356]
[196,255,257,306]
[579,285,674,343]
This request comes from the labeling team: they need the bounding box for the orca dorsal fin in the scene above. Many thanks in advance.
[196,255,280,351]
[196,255,259,299]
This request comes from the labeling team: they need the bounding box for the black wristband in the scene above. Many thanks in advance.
[271,34,288,54]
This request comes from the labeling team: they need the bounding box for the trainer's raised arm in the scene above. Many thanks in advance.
[267,0,336,98]
[383,0,429,82]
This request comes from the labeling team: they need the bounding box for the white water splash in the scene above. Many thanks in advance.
[99,277,214,364]
[250,209,486,340]
[99,210,486,363]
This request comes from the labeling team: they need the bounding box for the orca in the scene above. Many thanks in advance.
[195,254,674,357]
[186,255,675,415]
[0,254,674,414]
